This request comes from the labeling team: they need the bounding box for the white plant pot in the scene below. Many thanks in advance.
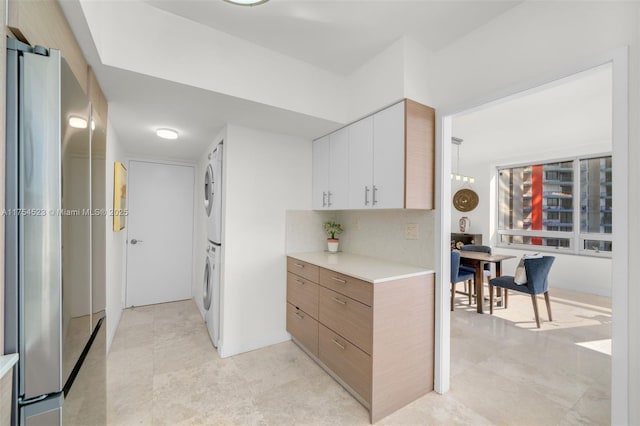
[327,239,339,253]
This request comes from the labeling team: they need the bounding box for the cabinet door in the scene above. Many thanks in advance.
[328,127,349,210]
[373,101,405,209]
[348,116,374,209]
[312,136,330,210]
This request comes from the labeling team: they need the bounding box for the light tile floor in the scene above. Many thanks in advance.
[107,288,611,425]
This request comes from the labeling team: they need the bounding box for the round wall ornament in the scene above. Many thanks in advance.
[453,188,479,212]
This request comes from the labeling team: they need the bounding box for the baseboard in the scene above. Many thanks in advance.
[218,330,291,358]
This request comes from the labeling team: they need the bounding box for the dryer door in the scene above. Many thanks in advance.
[203,256,212,311]
[204,164,214,218]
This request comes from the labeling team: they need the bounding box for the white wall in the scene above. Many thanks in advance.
[105,120,127,352]
[219,124,312,357]
[347,38,405,121]
[424,2,639,422]
[79,0,347,124]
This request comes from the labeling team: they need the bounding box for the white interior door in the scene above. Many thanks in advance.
[126,161,195,307]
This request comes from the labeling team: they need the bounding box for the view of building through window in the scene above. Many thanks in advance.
[498,155,612,254]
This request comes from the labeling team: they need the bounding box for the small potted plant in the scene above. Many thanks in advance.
[323,220,344,253]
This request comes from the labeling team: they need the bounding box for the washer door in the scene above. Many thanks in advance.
[204,164,214,217]
[203,256,212,311]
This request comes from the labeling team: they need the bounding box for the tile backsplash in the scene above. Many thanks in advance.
[286,209,436,269]
[285,210,335,253]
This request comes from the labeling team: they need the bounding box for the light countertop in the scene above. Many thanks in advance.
[287,252,434,284]
[0,353,18,380]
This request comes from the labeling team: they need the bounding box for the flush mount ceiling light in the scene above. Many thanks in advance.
[156,128,179,140]
[222,0,270,6]
[69,116,88,129]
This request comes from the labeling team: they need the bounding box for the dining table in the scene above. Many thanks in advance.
[458,251,516,313]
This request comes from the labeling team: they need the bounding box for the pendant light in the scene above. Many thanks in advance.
[451,137,475,184]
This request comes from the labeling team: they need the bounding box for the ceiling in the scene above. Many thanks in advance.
[453,64,612,168]
[61,0,522,161]
[146,0,522,75]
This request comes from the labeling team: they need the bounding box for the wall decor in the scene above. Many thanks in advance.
[113,162,127,231]
[453,188,479,212]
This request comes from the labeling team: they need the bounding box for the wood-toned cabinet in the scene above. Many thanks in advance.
[312,127,349,210]
[286,256,435,423]
[286,259,320,357]
[314,99,435,211]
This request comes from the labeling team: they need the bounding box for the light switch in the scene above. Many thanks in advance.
[405,223,419,240]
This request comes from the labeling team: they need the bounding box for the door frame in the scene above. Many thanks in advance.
[434,47,629,424]
[123,158,197,308]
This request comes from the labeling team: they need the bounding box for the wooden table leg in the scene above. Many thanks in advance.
[475,261,484,313]
[495,261,503,307]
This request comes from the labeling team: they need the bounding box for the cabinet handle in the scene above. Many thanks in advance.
[295,312,304,320]
[372,185,378,205]
[293,263,304,268]
[332,296,347,305]
[296,279,304,285]
[331,277,347,284]
[322,192,327,208]
[332,339,345,350]
[364,186,370,206]
[327,191,333,207]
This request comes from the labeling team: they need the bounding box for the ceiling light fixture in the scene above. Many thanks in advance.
[451,137,475,184]
[69,116,88,129]
[222,0,270,6]
[156,128,179,140]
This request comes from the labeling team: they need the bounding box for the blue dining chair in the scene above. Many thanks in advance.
[451,251,475,311]
[488,256,555,328]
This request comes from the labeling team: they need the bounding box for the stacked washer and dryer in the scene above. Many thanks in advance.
[203,140,223,347]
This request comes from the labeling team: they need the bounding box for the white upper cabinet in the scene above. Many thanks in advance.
[372,101,405,209]
[312,136,329,210]
[312,129,349,210]
[348,116,374,209]
[313,99,434,211]
[328,127,349,209]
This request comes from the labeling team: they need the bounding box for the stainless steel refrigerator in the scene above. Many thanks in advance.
[4,38,107,425]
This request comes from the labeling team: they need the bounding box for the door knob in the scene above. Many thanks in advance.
[130,239,143,245]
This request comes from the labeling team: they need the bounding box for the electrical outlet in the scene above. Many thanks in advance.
[405,223,419,240]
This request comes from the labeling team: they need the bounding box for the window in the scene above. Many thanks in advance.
[497,155,612,256]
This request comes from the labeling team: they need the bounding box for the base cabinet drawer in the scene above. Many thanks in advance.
[319,324,371,403]
[287,272,319,319]
[286,303,318,357]
[319,268,373,306]
[319,287,372,354]
[287,257,320,283]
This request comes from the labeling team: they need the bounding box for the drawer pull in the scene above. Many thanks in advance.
[296,279,304,285]
[331,277,347,284]
[294,312,304,320]
[293,263,304,268]
[332,339,345,350]
[332,297,347,305]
